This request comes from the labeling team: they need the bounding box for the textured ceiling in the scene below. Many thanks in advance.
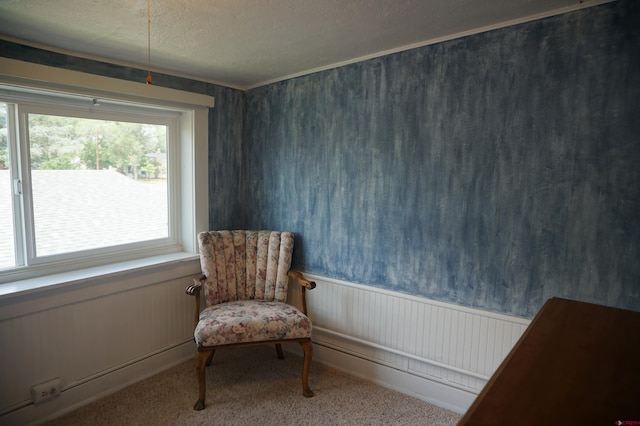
[0,0,608,90]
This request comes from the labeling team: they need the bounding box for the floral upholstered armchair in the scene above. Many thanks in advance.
[185,230,316,410]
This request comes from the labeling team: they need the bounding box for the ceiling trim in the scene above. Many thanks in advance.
[245,0,614,90]
[0,34,245,92]
[0,0,614,92]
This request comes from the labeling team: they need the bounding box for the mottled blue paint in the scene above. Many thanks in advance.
[3,1,639,319]
[243,1,640,318]
[207,86,246,229]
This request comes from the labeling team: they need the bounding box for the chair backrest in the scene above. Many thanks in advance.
[197,230,294,307]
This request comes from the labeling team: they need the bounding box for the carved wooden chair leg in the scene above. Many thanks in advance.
[300,340,314,397]
[275,343,285,359]
[194,350,210,410]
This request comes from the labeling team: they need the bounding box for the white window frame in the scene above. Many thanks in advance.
[0,57,213,285]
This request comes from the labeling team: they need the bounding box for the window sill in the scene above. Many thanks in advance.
[0,252,200,318]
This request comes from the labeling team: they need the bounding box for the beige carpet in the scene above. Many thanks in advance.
[45,345,461,425]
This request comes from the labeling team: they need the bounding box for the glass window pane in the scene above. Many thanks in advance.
[28,114,168,258]
[0,103,16,268]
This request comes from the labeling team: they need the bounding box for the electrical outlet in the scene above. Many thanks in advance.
[31,378,61,404]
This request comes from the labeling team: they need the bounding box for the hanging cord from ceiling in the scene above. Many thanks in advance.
[146,0,153,84]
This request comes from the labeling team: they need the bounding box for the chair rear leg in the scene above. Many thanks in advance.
[206,349,215,366]
[275,343,284,359]
[194,350,210,410]
[300,340,314,397]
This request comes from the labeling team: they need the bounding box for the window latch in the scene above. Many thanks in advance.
[13,179,22,195]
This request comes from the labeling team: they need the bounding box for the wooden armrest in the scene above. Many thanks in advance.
[186,275,205,330]
[186,275,205,296]
[287,270,316,316]
[288,270,316,290]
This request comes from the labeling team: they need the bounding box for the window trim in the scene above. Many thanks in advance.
[0,57,212,285]
[0,57,215,109]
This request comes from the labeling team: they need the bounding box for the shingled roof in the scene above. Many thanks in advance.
[0,169,167,267]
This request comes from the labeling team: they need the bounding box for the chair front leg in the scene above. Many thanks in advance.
[194,350,210,410]
[300,340,314,397]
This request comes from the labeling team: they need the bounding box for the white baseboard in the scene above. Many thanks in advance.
[1,341,195,426]
[4,336,474,426]
[313,343,477,414]
[287,341,477,415]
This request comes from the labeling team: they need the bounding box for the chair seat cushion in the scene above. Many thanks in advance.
[194,300,312,347]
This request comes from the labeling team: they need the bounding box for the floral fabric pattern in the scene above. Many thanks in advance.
[197,230,294,307]
[195,230,306,349]
[194,300,312,347]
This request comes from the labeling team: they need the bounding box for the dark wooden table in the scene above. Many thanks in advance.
[458,297,640,425]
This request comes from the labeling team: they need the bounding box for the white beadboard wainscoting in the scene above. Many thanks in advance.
[297,273,531,414]
[0,255,201,426]
[1,263,530,424]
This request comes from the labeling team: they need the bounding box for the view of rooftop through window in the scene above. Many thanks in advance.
[1,102,169,269]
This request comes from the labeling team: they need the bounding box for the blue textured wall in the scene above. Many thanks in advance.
[242,2,640,317]
[2,1,639,318]
[207,86,246,229]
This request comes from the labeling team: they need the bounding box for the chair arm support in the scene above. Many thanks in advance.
[288,270,316,316]
[186,275,205,330]
[288,270,316,290]
[186,275,204,295]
